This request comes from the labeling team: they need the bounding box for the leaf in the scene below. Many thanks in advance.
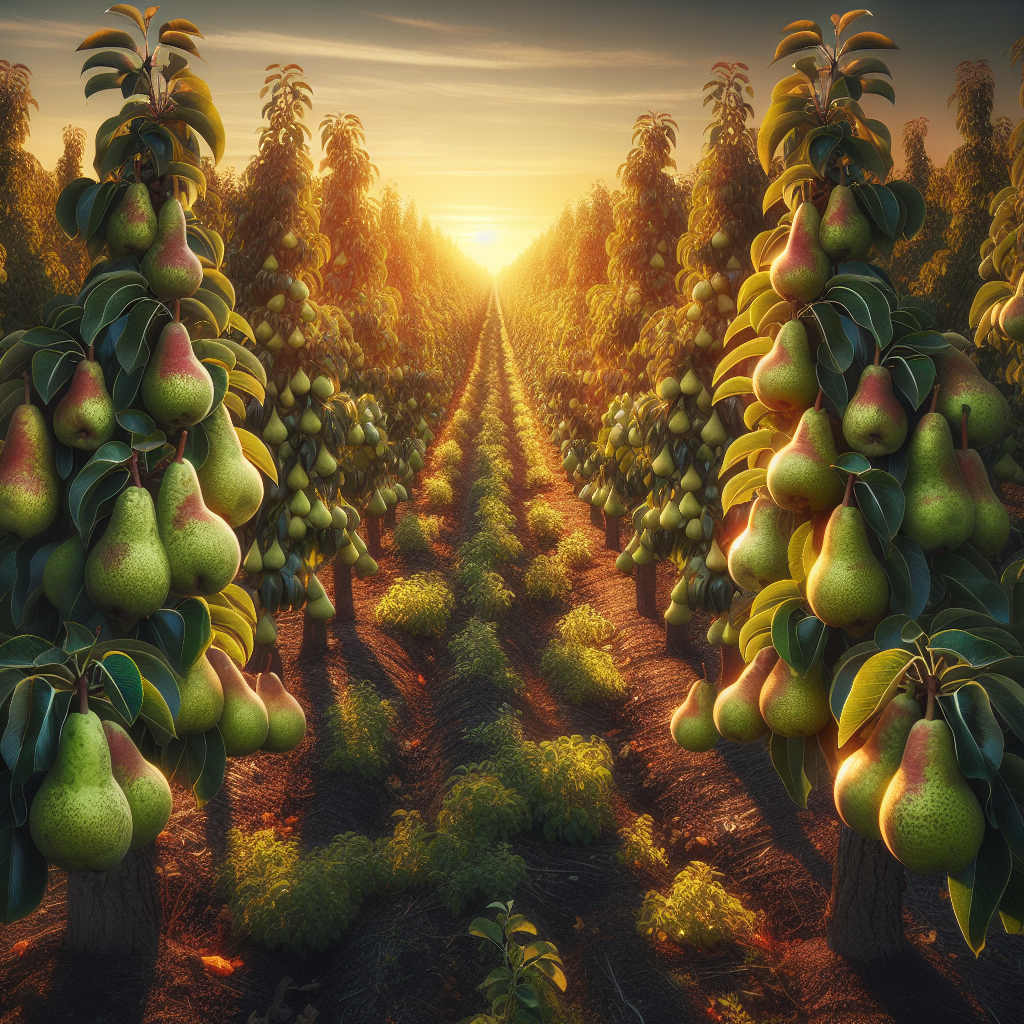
[934,554,1010,624]
[806,302,855,372]
[758,108,814,172]
[824,281,893,347]
[976,674,1024,745]
[721,429,774,474]
[76,29,141,54]
[712,376,753,404]
[97,653,144,724]
[770,598,805,672]
[721,468,767,514]
[178,598,212,672]
[771,31,824,65]
[886,181,925,239]
[55,178,96,239]
[193,726,225,807]
[236,428,278,484]
[854,469,905,554]
[0,823,48,925]
[769,734,812,807]
[948,827,1011,956]
[929,631,1010,669]
[838,647,916,745]
[884,535,929,620]
[713,337,772,383]
[837,32,899,57]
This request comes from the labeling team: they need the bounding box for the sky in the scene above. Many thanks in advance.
[2,1,1021,274]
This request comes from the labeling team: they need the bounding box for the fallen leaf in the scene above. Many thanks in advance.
[573,916,585,931]
[202,955,238,976]
[417,674,426,685]
[11,940,28,956]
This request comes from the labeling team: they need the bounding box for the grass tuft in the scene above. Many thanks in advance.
[393,513,441,552]
[526,500,563,546]
[556,530,592,570]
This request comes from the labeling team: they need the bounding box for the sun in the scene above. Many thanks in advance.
[475,227,496,246]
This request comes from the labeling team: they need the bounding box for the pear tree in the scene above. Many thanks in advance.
[0,6,302,955]
[699,11,1023,958]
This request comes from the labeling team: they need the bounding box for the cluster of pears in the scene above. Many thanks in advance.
[252,238,318,354]
[834,689,986,876]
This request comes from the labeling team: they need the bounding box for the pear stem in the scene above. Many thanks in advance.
[77,674,89,715]
[175,431,188,464]
[265,653,273,674]
[87,345,94,362]
[130,451,142,488]
[961,408,970,452]
[842,472,855,509]
[924,677,936,722]
[814,390,823,413]
[873,346,881,367]
[22,372,30,407]
[929,384,940,414]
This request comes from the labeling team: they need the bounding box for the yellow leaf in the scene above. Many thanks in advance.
[229,368,266,404]
[712,376,753,405]
[724,308,754,347]
[713,337,772,384]
[838,649,917,746]
[752,578,801,616]
[722,429,773,473]
[743,401,770,430]
[788,520,813,585]
[236,427,278,484]
[737,271,772,313]
[721,467,766,513]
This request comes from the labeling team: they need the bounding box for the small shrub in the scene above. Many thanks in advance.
[394,513,441,552]
[449,619,523,692]
[381,810,432,888]
[476,495,515,532]
[458,563,515,620]
[524,555,571,601]
[429,836,527,918]
[324,680,398,778]
[464,703,524,752]
[540,642,626,703]
[526,464,555,489]
[436,439,463,470]
[616,814,668,870]
[469,473,511,504]
[375,573,454,638]
[437,770,532,842]
[636,861,758,950]
[556,604,614,647]
[557,530,592,570]
[425,476,453,509]
[459,524,523,567]
[526,500,563,546]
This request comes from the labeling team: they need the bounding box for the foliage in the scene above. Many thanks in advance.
[636,861,757,950]
[425,475,454,509]
[324,680,398,778]
[616,814,669,870]
[524,556,572,602]
[540,642,626,704]
[556,604,614,647]
[449,619,524,692]
[458,562,516,620]
[437,771,532,843]
[555,531,592,570]
[375,572,454,637]
[394,512,441,552]
[526,500,563,546]
[430,836,527,920]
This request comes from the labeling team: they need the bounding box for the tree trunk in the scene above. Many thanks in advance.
[405,484,413,506]
[604,514,620,551]
[384,505,396,529]
[565,469,574,485]
[589,503,603,529]
[666,621,690,657]
[65,844,160,958]
[826,823,905,961]
[367,515,382,558]
[635,560,657,619]
[334,561,355,622]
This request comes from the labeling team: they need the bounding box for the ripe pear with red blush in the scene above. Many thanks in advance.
[0,380,60,539]
[141,198,203,300]
[818,184,873,261]
[208,648,269,756]
[53,349,115,451]
[256,669,307,752]
[842,349,907,457]
[955,410,1010,556]
[103,720,173,850]
[713,645,776,743]
[752,318,818,416]
[766,395,845,513]
[769,202,832,304]
[670,676,719,752]
[141,320,214,430]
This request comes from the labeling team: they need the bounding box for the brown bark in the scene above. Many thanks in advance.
[384,505,396,529]
[565,469,574,484]
[666,620,691,657]
[367,515,382,558]
[589,503,603,529]
[604,514,620,551]
[635,560,657,619]
[64,844,160,958]
[826,823,905,961]
[334,560,355,622]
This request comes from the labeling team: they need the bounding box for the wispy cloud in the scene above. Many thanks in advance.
[365,13,495,36]
[0,17,93,50]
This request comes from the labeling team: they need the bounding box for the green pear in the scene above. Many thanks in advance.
[0,397,60,539]
[842,360,907,457]
[208,648,269,756]
[766,406,844,513]
[713,645,776,743]
[257,671,306,752]
[901,410,975,553]
[141,197,203,300]
[933,347,1011,448]
[769,202,831,303]
[652,443,675,477]
[759,659,830,738]
[262,407,288,445]
[834,693,921,840]
[53,352,115,451]
[752,319,818,415]
[262,537,286,570]
[196,403,264,527]
[955,447,1010,556]
[818,184,872,261]
[879,716,986,875]
[141,321,214,429]
[997,273,1024,343]
[85,484,171,626]
[670,678,719,752]
[727,496,791,593]
[806,487,889,637]
[174,652,224,735]
[29,710,133,872]
[102,721,173,850]
[106,181,158,256]
[157,445,241,595]
[42,535,85,620]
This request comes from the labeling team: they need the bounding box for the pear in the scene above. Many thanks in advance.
[102,721,173,850]
[157,441,241,595]
[106,181,158,256]
[208,648,269,756]
[727,496,791,593]
[901,407,975,553]
[879,715,986,875]
[305,573,335,619]
[29,710,133,872]
[257,671,307,752]
[769,202,831,304]
[141,197,203,300]
[659,500,683,530]
[713,645,776,743]
[242,540,263,573]
[44,535,87,616]
[818,184,872,261]
[0,391,60,540]
[314,443,338,477]
[85,483,171,626]
[834,693,921,840]
[759,659,830,738]
[997,273,1024,343]
[806,479,889,637]
[262,537,286,570]
[933,347,1011,448]
[262,408,288,445]
[196,404,264,527]
[766,404,844,513]
[652,443,675,477]
[752,319,818,415]
[842,357,907,457]
[53,351,115,451]
[141,321,214,429]
[175,652,225,735]
[955,446,1010,556]
[670,677,719,751]
[255,613,278,645]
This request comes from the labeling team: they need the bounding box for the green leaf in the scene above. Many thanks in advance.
[62,622,97,656]
[948,827,1011,956]
[32,348,78,405]
[97,653,144,724]
[56,177,96,239]
[178,598,212,673]
[854,469,905,554]
[824,281,893,347]
[138,678,176,745]
[771,598,805,672]
[0,822,49,925]
[838,647,916,745]
[887,354,934,410]
[887,180,925,240]
[930,630,1010,669]
[999,856,1023,934]
[884,535,929,620]
[469,917,506,947]
[76,28,142,54]
[769,734,812,807]
[975,674,1024,745]
[806,302,855,372]
[115,298,163,373]
[193,726,225,806]
[934,554,1010,624]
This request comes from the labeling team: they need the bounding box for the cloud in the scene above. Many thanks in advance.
[365,13,495,36]
[0,17,93,50]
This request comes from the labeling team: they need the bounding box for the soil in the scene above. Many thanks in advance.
[1,292,1021,1024]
